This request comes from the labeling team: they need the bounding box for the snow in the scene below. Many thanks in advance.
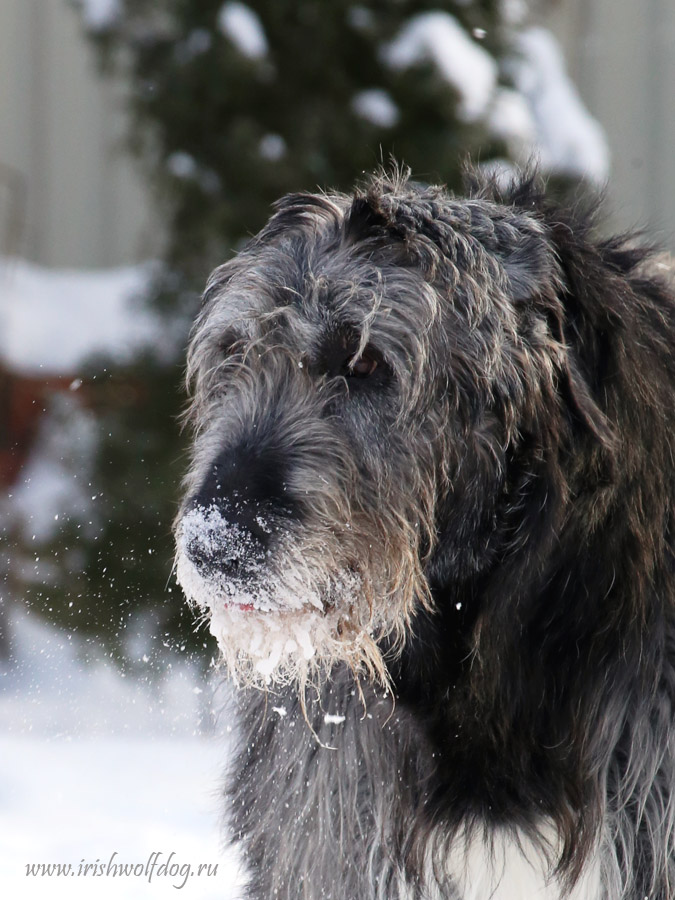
[478,158,521,191]
[175,503,375,688]
[501,0,528,25]
[509,28,610,183]
[0,736,244,898]
[217,3,268,60]
[323,713,346,725]
[347,7,375,31]
[0,259,159,376]
[0,609,245,898]
[258,133,287,161]
[9,395,97,544]
[0,608,213,740]
[176,504,321,681]
[167,151,199,179]
[380,11,608,185]
[351,89,400,128]
[177,504,317,616]
[175,28,213,64]
[78,0,121,31]
[382,12,498,122]
[487,86,537,154]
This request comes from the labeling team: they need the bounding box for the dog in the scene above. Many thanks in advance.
[174,167,675,899]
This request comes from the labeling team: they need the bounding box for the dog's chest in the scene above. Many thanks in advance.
[437,827,602,900]
[235,681,604,900]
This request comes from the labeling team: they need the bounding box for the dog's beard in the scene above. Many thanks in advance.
[175,503,412,689]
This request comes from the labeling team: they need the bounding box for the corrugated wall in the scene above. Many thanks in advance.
[0,0,159,268]
[542,0,675,245]
[1,0,673,268]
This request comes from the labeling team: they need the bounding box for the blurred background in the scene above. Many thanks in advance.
[1,1,673,897]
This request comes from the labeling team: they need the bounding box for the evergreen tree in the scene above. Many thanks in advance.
[15,0,602,666]
[89,0,519,283]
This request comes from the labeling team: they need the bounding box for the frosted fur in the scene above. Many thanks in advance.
[176,504,395,689]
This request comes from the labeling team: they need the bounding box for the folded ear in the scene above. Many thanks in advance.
[344,168,430,246]
[526,193,637,462]
[344,193,396,245]
[343,170,460,275]
[457,173,628,500]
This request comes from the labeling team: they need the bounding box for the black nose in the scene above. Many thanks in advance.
[183,499,271,579]
[183,447,293,578]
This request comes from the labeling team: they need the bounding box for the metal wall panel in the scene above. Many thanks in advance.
[1,0,673,266]
[0,0,159,268]
[543,0,675,247]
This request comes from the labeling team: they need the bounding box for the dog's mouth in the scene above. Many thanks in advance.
[175,503,358,615]
[174,504,377,684]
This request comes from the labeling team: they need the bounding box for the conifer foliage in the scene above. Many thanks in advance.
[87,0,542,276]
[33,0,602,664]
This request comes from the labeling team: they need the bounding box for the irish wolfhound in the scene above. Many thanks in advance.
[174,168,675,899]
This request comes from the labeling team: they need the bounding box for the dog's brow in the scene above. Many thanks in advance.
[217,328,246,354]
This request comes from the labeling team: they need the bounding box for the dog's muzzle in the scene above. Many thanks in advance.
[177,444,300,611]
[183,497,271,582]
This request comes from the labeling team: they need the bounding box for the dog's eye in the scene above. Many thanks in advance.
[219,331,243,358]
[346,348,378,378]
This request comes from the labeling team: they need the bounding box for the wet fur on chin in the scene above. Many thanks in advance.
[176,167,675,899]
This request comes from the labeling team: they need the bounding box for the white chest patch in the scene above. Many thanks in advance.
[422,826,602,900]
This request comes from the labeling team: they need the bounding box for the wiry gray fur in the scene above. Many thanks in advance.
[175,167,675,899]
[230,673,455,900]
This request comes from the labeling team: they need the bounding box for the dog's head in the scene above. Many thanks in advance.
[174,168,614,687]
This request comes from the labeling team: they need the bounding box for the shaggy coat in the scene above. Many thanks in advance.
[177,170,675,899]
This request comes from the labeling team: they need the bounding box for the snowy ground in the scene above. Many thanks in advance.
[0,258,162,376]
[0,256,245,897]
[0,609,247,899]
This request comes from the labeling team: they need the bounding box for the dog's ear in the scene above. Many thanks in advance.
[464,176,621,466]
[344,177,468,280]
[344,181,417,247]
[552,306,619,457]
[540,205,643,460]
[344,194,396,244]
[504,188,629,462]
[252,191,346,245]
[344,165,456,247]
